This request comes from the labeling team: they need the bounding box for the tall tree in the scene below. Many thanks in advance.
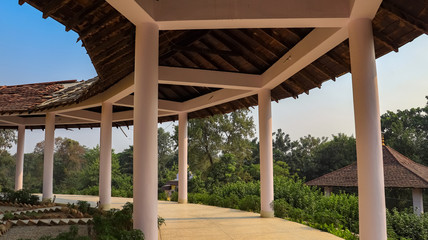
[184,109,255,172]
[311,133,356,180]
[381,96,428,166]
[0,129,16,190]
[287,135,326,179]
[0,129,16,151]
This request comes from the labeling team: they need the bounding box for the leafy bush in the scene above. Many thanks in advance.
[0,188,40,205]
[387,208,427,240]
[92,202,140,239]
[189,175,361,240]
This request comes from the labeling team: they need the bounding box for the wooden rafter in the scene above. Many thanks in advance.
[381,2,427,34]
[310,61,337,81]
[198,38,241,72]
[159,30,209,59]
[325,52,350,71]
[64,0,106,31]
[374,30,399,52]
[298,71,322,89]
[211,30,268,72]
[78,11,123,41]
[42,0,70,19]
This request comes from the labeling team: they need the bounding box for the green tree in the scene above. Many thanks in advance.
[23,151,43,192]
[117,146,133,175]
[77,146,133,197]
[158,127,178,188]
[288,135,326,179]
[381,96,428,166]
[0,129,16,190]
[53,137,87,192]
[0,129,16,151]
[311,134,356,180]
[185,109,255,172]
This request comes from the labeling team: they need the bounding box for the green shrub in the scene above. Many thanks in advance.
[92,202,154,240]
[170,191,178,202]
[76,201,91,214]
[158,192,167,200]
[387,208,427,240]
[0,188,40,205]
[238,195,260,212]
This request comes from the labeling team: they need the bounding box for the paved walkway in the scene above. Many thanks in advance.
[37,194,342,240]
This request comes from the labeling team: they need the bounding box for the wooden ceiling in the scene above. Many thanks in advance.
[10,0,428,124]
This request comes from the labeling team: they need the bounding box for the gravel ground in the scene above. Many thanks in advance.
[0,225,90,240]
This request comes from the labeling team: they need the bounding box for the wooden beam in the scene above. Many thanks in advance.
[374,31,399,53]
[42,0,71,19]
[324,52,350,71]
[173,45,239,57]
[381,1,427,34]
[310,61,337,81]
[78,11,123,41]
[212,29,268,71]
[64,0,105,31]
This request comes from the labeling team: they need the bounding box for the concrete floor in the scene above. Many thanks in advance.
[37,194,342,240]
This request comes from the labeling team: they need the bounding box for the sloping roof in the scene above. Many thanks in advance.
[306,145,428,188]
[0,80,77,115]
[12,0,428,122]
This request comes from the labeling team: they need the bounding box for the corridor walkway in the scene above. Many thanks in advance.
[40,194,342,240]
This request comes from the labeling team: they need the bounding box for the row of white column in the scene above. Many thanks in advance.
[11,18,398,240]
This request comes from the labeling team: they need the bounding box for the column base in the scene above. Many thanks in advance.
[99,203,111,211]
[42,197,52,203]
[260,210,274,218]
[178,198,188,204]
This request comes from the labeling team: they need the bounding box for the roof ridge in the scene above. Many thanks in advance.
[1,80,78,88]
[384,145,428,185]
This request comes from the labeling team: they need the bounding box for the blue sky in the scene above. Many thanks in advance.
[1,1,427,153]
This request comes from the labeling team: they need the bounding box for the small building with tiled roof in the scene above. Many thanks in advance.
[306,145,427,215]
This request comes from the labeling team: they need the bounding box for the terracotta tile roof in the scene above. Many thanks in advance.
[34,77,98,111]
[306,145,428,189]
[0,80,75,114]
[0,79,96,115]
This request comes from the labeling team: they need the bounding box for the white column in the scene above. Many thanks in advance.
[42,112,55,201]
[99,102,113,210]
[324,187,333,197]
[412,188,424,216]
[349,18,387,240]
[258,88,274,218]
[133,22,159,240]
[14,125,25,191]
[178,112,188,204]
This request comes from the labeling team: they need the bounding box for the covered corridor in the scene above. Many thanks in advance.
[34,194,342,240]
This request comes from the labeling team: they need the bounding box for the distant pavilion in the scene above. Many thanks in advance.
[306,145,428,215]
[0,0,427,239]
